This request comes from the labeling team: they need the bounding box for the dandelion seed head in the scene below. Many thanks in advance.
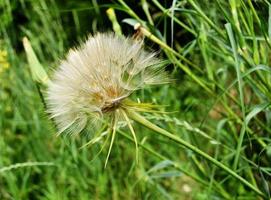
[46,33,168,135]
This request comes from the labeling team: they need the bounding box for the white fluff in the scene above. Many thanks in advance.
[46,33,167,135]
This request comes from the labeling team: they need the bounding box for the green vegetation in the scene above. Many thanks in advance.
[1,0,271,199]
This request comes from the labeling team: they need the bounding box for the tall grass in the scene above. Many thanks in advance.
[0,0,271,199]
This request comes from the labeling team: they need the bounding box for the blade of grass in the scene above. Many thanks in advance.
[151,0,196,36]
[118,130,231,199]
[128,110,266,198]
[188,0,225,38]
[134,24,213,95]
[225,23,246,171]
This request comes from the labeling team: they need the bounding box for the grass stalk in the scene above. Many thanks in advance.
[151,0,196,36]
[135,24,213,95]
[225,23,246,171]
[128,110,266,198]
[118,130,231,199]
[188,0,225,38]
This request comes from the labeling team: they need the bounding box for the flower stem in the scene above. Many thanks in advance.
[128,110,266,198]
[118,130,231,199]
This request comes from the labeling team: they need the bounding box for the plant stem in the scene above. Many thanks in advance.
[136,25,213,95]
[128,110,266,198]
[151,0,196,35]
[118,129,231,199]
[188,0,225,38]
[226,23,246,171]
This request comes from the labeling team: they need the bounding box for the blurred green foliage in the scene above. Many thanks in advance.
[0,0,271,199]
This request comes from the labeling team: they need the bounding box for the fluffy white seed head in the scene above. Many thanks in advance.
[46,33,168,135]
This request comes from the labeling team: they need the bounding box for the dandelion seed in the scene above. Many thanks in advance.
[47,32,168,134]
[46,33,168,164]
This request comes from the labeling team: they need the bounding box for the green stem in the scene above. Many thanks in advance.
[225,23,246,171]
[117,0,142,23]
[136,25,213,95]
[128,110,266,198]
[151,0,196,36]
[188,0,225,38]
[118,129,231,199]
[141,0,154,25]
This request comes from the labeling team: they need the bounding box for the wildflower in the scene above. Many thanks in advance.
[46,33,168,136]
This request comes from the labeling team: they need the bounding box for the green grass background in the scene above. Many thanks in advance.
[1,0,271,199]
